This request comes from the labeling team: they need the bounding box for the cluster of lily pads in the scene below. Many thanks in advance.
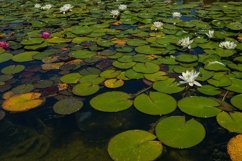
[0,0,242,160]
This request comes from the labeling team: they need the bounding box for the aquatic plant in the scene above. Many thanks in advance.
[219,41,237,49]
[152,21,163,31]
[177,37,193,49]
[40,4,52,10]
[110,10,120,18]
[41,32,51,39]
[179,70,201,87]
[60,4,73,14]
[0,41,9,49]
[118,4,127,11]
[227,134,242,161]
[34,3,41,8]
[206,30,214,39]
[172,12,182,18]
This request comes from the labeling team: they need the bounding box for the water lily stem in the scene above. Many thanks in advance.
[222,91,229,102]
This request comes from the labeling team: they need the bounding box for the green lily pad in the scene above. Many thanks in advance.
[79,67,101,75]
[118,55,133,63]
[100,69,121,79]
[196,68,214,81]
[69,26,93,35]
[53,98,83,115]
[0,53,12,63]
[127,39,148,46]
[231,94,242,110]
[12,51,39,62]
[125,69,143,79]
[215,48,235,57]
[133,62,160,74]
[197,85,221,96]
[69,50,95,59]
[207,74,231,87]
[60,73,82,84]
[1,65,25,74]
[175,54,198,63]
[112,61,136,69]
[72,82,99,96]
[24,42,48,50]
[155,116,206,149]
[21,38,44,45]
[204,61,229,71]
[144,71,167,82]
[79,75,104,84]
[134,92,177,115]
[46,37,72,43]
[108,130,162,161]
[224,78,242,93]
[216,111,242,133]
[104,79,124,88]
[135,45,164,55]
[90,91,132,112]
[12,84,34,94]
[227,21,242,31]
[153,78,185,94]
[178,96,221,118]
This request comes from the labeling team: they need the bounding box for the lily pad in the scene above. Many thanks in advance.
[225,78,242,93]
[53,98,83,115]
[231,94,242,110]
[175,54,198,63]
[90,91,132,112]
[11,84,34,94]
[2,92,44,112]
[133,62,160,74]
[178,96,221,118]
[12,51,39,62]
[216,111,242,133]
[108,130,162,161]
[197,85,221,96]
[144,71,168,82]
[72,82,99,96]
[21,38,44,45]
[153,78,185,94]
[46,37,72,43]
[155,116,206,149]
[69,50,95,59]
[135,45,164,55]
[104,79,124,88]
[134,92,177,115]
[60,73,82,84]
[1,65,25,74]
[112,61,136,69]
[0,53,13,63]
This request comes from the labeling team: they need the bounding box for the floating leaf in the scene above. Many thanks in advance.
[0,53,12,63]
[133,62,160,74]
[1,65,25,74]
[104,79,124,88]
[53,98,83,115]
[69,50,95,59]
[227,134,242,161]
[175,54,198,63]
[60,73,82,84]
[134,92,177,115]
[12,51,39,62]
[217,111,242,133]
[144,71,168,82]
[225,78,242,93]
[230,94,242,110]
[46,37,72,43]
[153,78,185,94]
[155,116,205,149]
[3,92,44,112]
[112,61,136,69]
[100,69,121,79]
[108,130,162,161]
[178,96,221,118]
[21,38,44,45]
[90,91,132,112]
[197,85,221,96]
[11,84,34,94]
[72,82,99,96]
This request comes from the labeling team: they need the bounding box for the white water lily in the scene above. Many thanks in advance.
[178,37,193,49]
[41,4,52,10]
[153,21,163,30]
[34,4,41,8]
[206,30,214,38]
[118,4,127,11]
[110,10,120,17]
[60,4,73,14]
[172,12,182,18]
[219,41,237,49]
[179,70,201,87]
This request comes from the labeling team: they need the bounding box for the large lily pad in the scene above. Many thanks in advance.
[230,94,242,110]
[225,78,242,93]
[12,51,39,62]
[0,53,12,63]
[197,85,221,96]
[178,96,221,118]
[133,62,160,74]
[53,98,83,115]
[155,116,206,149]
[134,92,177,115]
[108,130,162,161]
[69,50,95,59]
[72,82,99,96]
[90,91,132,112]
[1,65,25,74]
[60,73,82,84]
[153,78,185,94]
[216,111,242,133]
[3,92,44,112]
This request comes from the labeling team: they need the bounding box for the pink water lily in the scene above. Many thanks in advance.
[41,32,51,39]
[0,41,9,49]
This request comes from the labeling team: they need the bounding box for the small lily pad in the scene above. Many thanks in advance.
[134,92,177,115]
[69,50,95,59]
[1,65,25,74]
[72,82,99,96]
[155,116,206,149]
[90,91,132,112]
[53,98,83,115]
[108,130,162,161]
[133,62,160,74]
[12,51,39,62]
[60,73,82,84]
[104,79,124,88]
[11,84,34,94]
[178,96,221,118]
[175,54,198,63]
[216,111,242,133]
[230,94,242,110]
[197,85,221,96]
[0,53,13,63]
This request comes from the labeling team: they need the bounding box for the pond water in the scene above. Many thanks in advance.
[0,0,242,161]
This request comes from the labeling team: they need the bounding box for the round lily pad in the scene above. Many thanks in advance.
[12,51,39,62]
[231,94,242,110]
[72,82,99,96]
[225,78,242,93]
[69,50,95,59]
[178,96,221,118]
[104,79,124,88]
[21,38,44,45]
[3,92,44,112]
[175,54,198,63]
[108,130,162,161]
[217,111,242,133]
[1,65,25,74]
[133,62,160,74]
[53,98,83,115]
[90,91,132,112]
[0,53,12,63]
[197,85,221,96]
[60,73,82,84]
[134,92,177,115]
[135,45,164,55]
[112,61,136,69]
[100,70,121,79]
[153,78,185,94]
[11,84,34,94]
[155,116,205,149]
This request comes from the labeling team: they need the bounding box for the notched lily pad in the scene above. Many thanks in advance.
[53,98,83,115]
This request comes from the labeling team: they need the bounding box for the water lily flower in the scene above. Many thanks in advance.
[118,4,127,11]
[178,37,193,49]
[206,30,214,38]
[152,21,163,31]
[34,4,41,8]
[60,4,73,14]
[219,41,237,50]
[0,41,9,49]
[41,32,51,39]
[110,10,120,18]
[41,4,52,10]
[179,70,201,87]
[172,12,182,18]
